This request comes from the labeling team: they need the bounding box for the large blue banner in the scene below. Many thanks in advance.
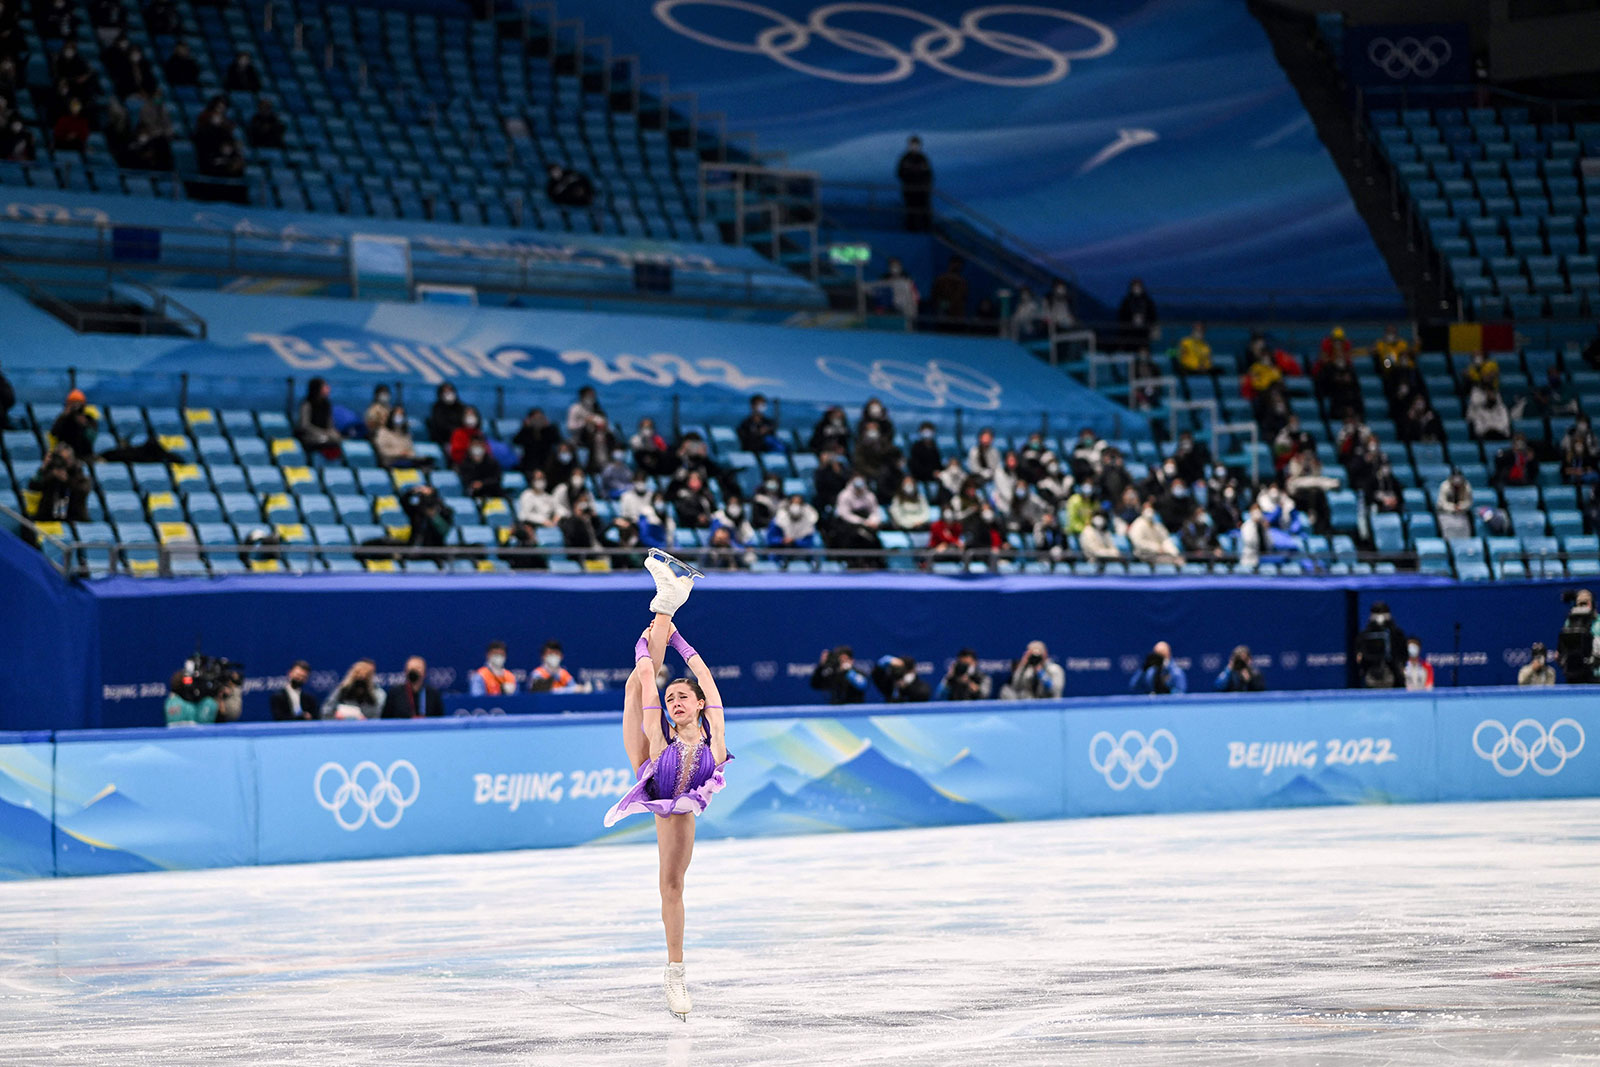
[576,0,1397,306]
[11,688,1595,879]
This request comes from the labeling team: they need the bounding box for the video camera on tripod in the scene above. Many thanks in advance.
[1556,589,1597,684]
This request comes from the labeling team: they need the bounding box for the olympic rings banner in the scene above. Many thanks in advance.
[1342,23,1471,87]
[572,0,1398,308]
[4,687,1595,879]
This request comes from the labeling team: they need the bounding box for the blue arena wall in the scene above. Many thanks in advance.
[1,688,1593,880]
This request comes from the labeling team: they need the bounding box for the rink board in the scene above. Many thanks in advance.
[1,688,1595,878]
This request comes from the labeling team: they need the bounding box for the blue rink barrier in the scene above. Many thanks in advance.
[2,688,1594,879]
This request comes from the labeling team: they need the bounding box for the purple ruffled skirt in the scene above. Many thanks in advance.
[603,742,732,826]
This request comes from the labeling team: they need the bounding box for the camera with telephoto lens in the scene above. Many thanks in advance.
[1557,590,1596,683]
[182,651,244,700]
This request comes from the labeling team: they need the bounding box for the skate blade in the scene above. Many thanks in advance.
[670,1010,688,1022]
[648,547,705,580]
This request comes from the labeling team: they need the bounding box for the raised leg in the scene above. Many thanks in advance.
[623,615,675,773]
[655,811,696,962]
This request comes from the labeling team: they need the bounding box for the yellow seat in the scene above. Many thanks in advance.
[184,408,216,427]
[474,559,500,572]
[281,465,315,488]
[157,521,196,544]
[262,493,296,518]
[390,468,421,487]
[33,520,66,537]
[145,490,178,512]
[248,558,284,573]
[363,558,398,572]
[275,523,309,543]
[372,495,402,520]
[21,489,41,515]
[170,463,204,486]
[159,434,190,454]
[269,438,300,458]
[582,558,612,573]
[480,497,509,517]
[128,558,161,576]
[384,524,412,542]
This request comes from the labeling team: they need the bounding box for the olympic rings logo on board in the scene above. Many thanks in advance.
[1472,718,1585,778]
[314,760,421,830]
[1088,728,1177,790]
[814,355,1003,409]
[1366,36,1452,80]
[653,2,1117,86]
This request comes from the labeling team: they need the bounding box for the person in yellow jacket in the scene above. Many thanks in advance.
[1176,322,1214,374]
[469,640,518,696]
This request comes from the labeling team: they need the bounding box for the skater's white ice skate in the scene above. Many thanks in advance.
[664,962,692,1021]
[646,549,697,618]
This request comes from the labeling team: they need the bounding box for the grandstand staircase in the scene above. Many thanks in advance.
[1251,0,1455,320]
[0,266,205,338]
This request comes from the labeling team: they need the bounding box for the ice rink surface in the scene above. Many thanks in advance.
[3,799,1599,1066]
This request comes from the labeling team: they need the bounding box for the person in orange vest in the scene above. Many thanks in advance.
[469,640,518,696]
[527,639,578,692]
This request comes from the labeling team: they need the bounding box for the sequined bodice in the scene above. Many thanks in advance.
[648,733,712,802]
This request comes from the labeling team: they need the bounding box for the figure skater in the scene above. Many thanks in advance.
[604,549,732,1020]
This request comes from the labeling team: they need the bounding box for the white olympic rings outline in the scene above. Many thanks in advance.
[653,2,1117,86]
[1366,36,1452,80]
[813,355,1003,409]
[314,759,421,830]
[1472,718,1585,778]
[1088,728,1178,791]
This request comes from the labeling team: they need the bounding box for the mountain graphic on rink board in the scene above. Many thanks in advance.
[725,741,1001,833]
[1262,766,1380,808]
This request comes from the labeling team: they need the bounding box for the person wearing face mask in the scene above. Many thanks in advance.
[808,406,852,457]
[1079,510,1122,565]
[966,427,1001,484]
[517,470,563,527]
[427,382,465,445]
[323,658,386,720]
[600,449,637,500]
[1002,641,1066,700]
[858,398,894,441]
[767,494,820,555]
[457,436,503,499]
[295,376,343,457]
[908,421,942,483]
[710,493,756,548]
[544,439,581,488]
[470,641,518,696]
[1356,601,1408,688]
[565,385,604,440]
[736,393,783,453]
[448,405,487,465]
[617,475,655,523]
[1178,503,1221,561]
[889,475,931,530]
[751,475,784,530]
[269,660,317,721]
[1517,642,1557,686]
[582,412,620,473]
[852,420,902,491]
[672,471,715,529]
[382,656,442,718]
[1128,499,1183,565]
[1116,277,1158,350]
[372,404,420,468]
[528,640,580,693]
[831,472,884,566]
[629,417,673,476]
[363,385,393,437]
[513,407,561,474]
[1402,640,1434,691]
[871,654,930,703]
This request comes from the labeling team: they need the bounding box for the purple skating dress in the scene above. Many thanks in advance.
[603,728,732,826]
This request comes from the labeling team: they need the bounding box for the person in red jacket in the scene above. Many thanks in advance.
[448,405,487,465]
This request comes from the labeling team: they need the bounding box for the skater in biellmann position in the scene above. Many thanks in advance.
[604,550,732,1021]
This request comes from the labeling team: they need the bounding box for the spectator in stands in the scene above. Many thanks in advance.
[1237,502,1272,571]
[102,33,133,90]
[469,641,517,696]
[736,393,781,453]
[144,0,181,35]
[1009,286,1044,341]
[1402,639,1434,691]
[698,525,745,572]
[1466,384,1510,442]
[875,257,920,319]
[1095,447,1134,507]
[1271,414,1304,472]
[1116,278,1158,351]
[382,656,442,718]
[1559,415,1599,485]
[322,659,385,719]
[246,96,286,150]
[363,385,392,437]
[559,493,602,561]
[426,383,465,445]
[579,413,619,473]
[162,40,200,87]
[294,377,342,458]
[1463,350,1500,393]
[832,473,884,565]
[1000,641,1064,699]
[1079,511,1121,565]
[49,388,99,459]
[895,134,933,231]
[906,420,941,484]
[29,443,91,521]
[1208,478,1244,535]
[50,94,88,152]
[0,112,34,160]
[937,648,991,700]
[1435,469,1474,539]
[1128,641,1186,695]
[457,438,503,499]
[769,493,820,553]
[1256,483,1302,535]
[1373,324,1418,392]
[1518,643,1556,686]
[1397,391,1445,444]
[1171,431,1212,486]
[223,52,261,92]
[1176,322,1214,375]
[853,420,900,495]
[625,415,670,477]
[1128,499,1182,564]
[1285,438,1337,533]
[925,504,963,558]
[598,449,635,500]
[1493,432,1540,488]
[930,256,968,322]
[1032,508,1068,563]
[813,447,849,512]
[269,660,317,721]
[545,163,594,208]
[564,386,602,441]
[750,474,783,531]
[446,405,489,466]
[672,470,714,529]
[51,40,93,99]
[858,397,895,443]
[373,405,424,468]
[1355,601,1406,688]
[603,513,645,569]
[811,645,869,704]
[193,94,238,165]
[889,475,930,531]
[1314,345,1364,421]
[552,468,589,516]
[164,670,217,726]
[128,90,174,169]
[112,44,157,99]
[513,407,561,474]
[965,426,1001,484]
[1319,325,1352,364]
[809,406,852,457]
[544,440,580,490]
[39,0,75,40]
[399,484,454,551]
[872,654,929,703]
[1512,365,1579,421]
[1178,503,1221,561]
[617,472,655,522]
[1215,645,1266,692]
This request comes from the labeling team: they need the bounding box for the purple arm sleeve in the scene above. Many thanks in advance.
[669,631,698,663]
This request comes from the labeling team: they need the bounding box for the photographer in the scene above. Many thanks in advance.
[400,483,455,553]
[810,645,869,705]
[871,654,930,703]
[1001,641,1066,700]
[1355,601,1407,688]
[1517,643,1556,687]
[28,442,92,521]
[322,658,385,720]
[1128,641,1188,695]
[1215,645,1266,692]
[164,668,218,726]
[937,648,993,700]
[1557,589,1599,684]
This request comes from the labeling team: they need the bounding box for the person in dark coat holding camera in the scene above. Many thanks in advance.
[1129,641,1188,695]
[810,645,869,704]
[871,654,929,703]
[937,648,992,700]
[1355,601,1407,688]
[29,442,92,521]
[1215,645,1267,692]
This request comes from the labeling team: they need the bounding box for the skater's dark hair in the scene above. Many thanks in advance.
[662,676,709,742]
